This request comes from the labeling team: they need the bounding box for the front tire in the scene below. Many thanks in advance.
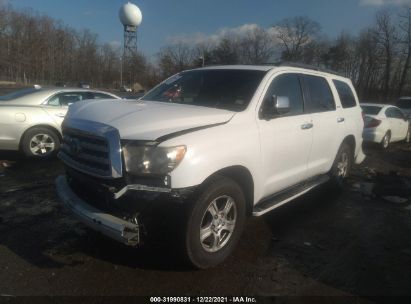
[183,176,246,269]
[21,127,60,158]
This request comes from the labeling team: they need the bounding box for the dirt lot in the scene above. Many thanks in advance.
[0,143,410,299]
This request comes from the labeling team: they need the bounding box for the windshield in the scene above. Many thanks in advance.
[0,88,40,101]
[361,105,382,115]
[397,99,411,109]
[141,69,266,111]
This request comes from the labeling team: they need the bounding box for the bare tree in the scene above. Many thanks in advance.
[209,38,239,65]
[373,9,398,99]
[192,42,213,67]
[326,33,359,78]
[275,16,321,62]
[397,6,411,96]
[157,42,194,78]
[239,27,274,64]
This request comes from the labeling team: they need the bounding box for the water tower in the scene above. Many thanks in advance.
[119,2,142,87]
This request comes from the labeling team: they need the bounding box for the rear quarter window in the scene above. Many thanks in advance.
[333,80,357,108]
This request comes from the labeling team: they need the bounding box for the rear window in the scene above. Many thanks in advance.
[333,80,357,108]
[361,105,382,115]
[302,75,336,113]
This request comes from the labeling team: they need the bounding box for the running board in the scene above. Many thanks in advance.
[252,175,330,216]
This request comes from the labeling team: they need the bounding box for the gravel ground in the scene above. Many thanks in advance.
[0,143,410,300]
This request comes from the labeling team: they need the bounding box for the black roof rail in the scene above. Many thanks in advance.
[260,61,345,77]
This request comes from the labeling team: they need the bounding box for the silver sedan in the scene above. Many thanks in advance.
[0,87,120,158]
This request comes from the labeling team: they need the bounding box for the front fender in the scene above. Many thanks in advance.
[162,118,262,202]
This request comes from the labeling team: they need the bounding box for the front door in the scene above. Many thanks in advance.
[42,91,93,125]
[257,73,313,198]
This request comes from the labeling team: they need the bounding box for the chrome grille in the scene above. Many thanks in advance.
[59,128,112,177]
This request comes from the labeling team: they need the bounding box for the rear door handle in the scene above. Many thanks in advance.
[337,117,345,123]
[55,113,65,118]
[301,123,313,130]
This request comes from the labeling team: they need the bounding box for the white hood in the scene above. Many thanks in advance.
[66,99,235,140]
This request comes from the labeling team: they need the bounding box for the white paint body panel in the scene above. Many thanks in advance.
[67,99,235,141]
[63,66,366,206]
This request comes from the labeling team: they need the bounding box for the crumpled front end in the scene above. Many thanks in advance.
[56,175,140,246]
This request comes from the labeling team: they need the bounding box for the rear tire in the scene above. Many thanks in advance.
[182,176,246,269]
[381,131,391,150]
[21,127,60,158]
[329,142,353,188]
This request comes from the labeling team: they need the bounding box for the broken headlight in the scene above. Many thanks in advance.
[123,142,186,175]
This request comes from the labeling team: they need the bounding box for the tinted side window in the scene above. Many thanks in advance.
[93,93,114,99]
[47,92,90,106]
[333,80,357,108]
[80,92,94,100]
[391,108,404,119]
[303,75,336,113]
[47,94,61,106]
[261,73,304,116]
[385,108,395,118]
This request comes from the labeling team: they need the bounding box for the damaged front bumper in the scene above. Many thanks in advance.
[55,175,140,246]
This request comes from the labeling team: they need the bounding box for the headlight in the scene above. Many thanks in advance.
[123,142,186,175]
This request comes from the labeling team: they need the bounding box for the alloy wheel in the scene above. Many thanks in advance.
[199,195,237,253]
[29,134,56,155]
[336,151,349,178]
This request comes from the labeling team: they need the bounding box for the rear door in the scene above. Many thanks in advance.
[301,74,344,178]
[257,73,313,197]
[386,107,409,141]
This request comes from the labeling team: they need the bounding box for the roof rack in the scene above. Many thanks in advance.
[271,61,344,77]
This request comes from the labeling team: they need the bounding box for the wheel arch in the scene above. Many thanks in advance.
[202,165,254,216]
[19,124,62,149]
[342,134,356,156]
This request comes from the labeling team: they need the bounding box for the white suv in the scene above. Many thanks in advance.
[55,64,365,268]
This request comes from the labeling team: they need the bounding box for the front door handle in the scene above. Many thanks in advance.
[301,123,313,130]
[337,117,345,123]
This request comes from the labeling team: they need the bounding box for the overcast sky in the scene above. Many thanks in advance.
[5,0,411,59]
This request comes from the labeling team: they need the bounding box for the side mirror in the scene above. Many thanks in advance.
[261,95,290,119]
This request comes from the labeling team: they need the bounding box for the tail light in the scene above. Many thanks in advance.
[361,111,365,123]
[365,118,382,128]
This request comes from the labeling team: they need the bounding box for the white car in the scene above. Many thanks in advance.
[361,103,410,149]
[0,87,120,158]
[56,64,365,268]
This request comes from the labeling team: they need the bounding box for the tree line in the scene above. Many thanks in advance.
[0,3,410,101]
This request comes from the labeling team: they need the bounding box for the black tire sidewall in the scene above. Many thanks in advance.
[22,127,60,158]
[184,176,246,269]
[330,142,353,187]
[381,132,390,149]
